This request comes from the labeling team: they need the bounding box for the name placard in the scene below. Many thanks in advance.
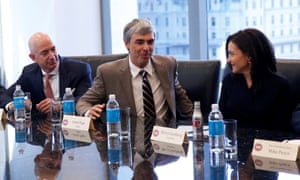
[61,115,94,131]
[151,126,188,145]
[252,155,300,175]
[152,140,188,157]
[252,139,300,161]
[62,128,92,143]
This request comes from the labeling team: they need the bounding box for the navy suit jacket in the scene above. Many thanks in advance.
[0,85,12,109]
[7,55,92,113]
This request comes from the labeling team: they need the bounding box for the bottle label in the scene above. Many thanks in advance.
[193,120,202,128]
[63,100,75,114]
[108,149,120,163]
[13,96,25,109]
[15,129,26,143]
[15,122,26,142]
[107,109,120,123]
[209,120,224,136]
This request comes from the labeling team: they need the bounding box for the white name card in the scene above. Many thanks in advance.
[62,115,94,131]
[151,126,188,145]
[252,155,300,175]
[62,128,92,143]
[252,139,300,161]
[152,140,188,157]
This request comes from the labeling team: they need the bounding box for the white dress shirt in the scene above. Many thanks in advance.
[129,57,169,156]
[129,58,168,120]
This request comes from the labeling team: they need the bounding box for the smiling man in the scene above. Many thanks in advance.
[76,18,193,124]
[6,32,92,115]
[76,18,193,158]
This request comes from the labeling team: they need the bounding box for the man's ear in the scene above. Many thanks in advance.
[29,54,35,62]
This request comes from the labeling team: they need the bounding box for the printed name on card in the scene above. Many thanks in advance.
[252,139,300,161]
[151,126,188,145]
[62,115,94,131]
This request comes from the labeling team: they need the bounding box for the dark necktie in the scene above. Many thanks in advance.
[45,73,54,98]
[140,70,155,158]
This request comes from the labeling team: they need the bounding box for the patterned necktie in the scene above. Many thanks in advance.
[140,70,155,158]
[45,73,54,98]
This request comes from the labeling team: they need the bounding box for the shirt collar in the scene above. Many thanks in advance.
[42,62,59,76]
[129,57,153,78]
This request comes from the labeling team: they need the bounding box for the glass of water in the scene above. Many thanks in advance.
[224,119,238,159]
[50,98,63,126]
[24,92,32,120]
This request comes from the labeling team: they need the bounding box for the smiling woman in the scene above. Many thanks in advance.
[219,28,294,132]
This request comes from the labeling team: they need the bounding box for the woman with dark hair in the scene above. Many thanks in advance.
[219,28,294,131]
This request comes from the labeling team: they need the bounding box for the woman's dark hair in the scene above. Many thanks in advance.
[225,28,276,81]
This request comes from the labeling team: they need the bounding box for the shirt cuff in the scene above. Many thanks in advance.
[5,101,13,111]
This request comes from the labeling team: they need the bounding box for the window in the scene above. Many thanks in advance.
[252,0,257,9]
[104,0,300,62]
[212,17,216,27]
[252,16,257,26]
[225,17,230,26]
[212,32,216,39]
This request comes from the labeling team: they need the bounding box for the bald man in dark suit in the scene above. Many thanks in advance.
[7,32,92,114]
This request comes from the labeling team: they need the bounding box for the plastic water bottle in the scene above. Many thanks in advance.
[13,85,26,122]
[106,94,121,175]
[208,103,225,166]
[192,101,203,142]
[63,87,75,115]
[15,120,26,154]
[108,134,121,176]
[106,94,121,138]
[15,120,26,143]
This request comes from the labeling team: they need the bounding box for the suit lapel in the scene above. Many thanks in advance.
[118,58,137,115]
[118,58,138,141]
[151,57,175,119]
[58,58,67,98]
[151,57,172,104]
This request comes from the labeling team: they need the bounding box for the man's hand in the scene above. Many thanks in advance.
[36,98,52,113]
[87,104,105,120]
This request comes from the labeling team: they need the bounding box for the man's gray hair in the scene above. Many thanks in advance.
[123,18,156,43]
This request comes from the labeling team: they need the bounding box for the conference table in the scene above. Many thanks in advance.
[1,113,300,180]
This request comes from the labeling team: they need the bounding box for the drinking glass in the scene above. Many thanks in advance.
[120,107,131,140]
[224,119,238,159]
[50,98,63,126]
[24,92,32,120]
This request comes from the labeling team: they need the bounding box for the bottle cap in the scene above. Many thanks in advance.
[16,84,21,89]
[211,103,219,110]
[109,94,116,100]
[194,101,200,106]
[65,87,71,93]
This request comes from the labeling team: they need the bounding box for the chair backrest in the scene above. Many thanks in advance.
[177,60,221,122]
[276,59,300,104]
[67,53,128,78]
[68,54,221,122]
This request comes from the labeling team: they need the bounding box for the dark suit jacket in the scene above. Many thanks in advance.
[0,85,12,109]
[7,55,92,113]
[76,55,193,137]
